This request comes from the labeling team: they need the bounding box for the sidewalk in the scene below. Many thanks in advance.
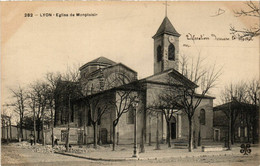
[55,144,259,161]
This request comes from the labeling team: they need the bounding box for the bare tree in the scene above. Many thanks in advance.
[84,95,109,148]
[2,104,14,142]
[230,1,260,39]
[219,82,248,146]
[91,70,139,151]
[1,114,11,143]
[27,90,37,145]
[58,64,82,152]
[109,89,135,151]
[56,80,82,151]
[45,72,62,147]
[245,78,259,143]
[30,83,44,143]
[145,106,163,151]
[152,85,182,148]
[218,79,259,146]
[9,86,28,142]
[179,54,222,152]
[62,64,81,83]
[146,108,154,146]
[33,82,49,145]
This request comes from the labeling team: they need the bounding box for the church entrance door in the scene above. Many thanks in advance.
[100,128,107,144]
[171,122,176,139]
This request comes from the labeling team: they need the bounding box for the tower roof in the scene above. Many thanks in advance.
[153,17,180,38]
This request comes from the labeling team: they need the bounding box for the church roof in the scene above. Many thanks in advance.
[213,100,257,111]
[89,56,116,65]
[79,56,117,71]
[153,17,180,38]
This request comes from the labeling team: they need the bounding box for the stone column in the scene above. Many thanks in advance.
[178,114,182,138]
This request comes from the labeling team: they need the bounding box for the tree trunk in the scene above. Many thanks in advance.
[42,114,45,146]
[83,124,87,145]
[167,121,171,148]
[6,122,9,144]
[188,117,193,152]
[66,96,71,152]
[19,116,23,142]
[231,124,235,145]
[227,114,231,150]
[252,121,256,144]
[66,127,70,151]
[37,118,40,143]
[2,120,4,140]
[84,107,87,145]
[198,129,201,147]
[112,122,116,151]
[33,110,36,145]
[51,107,54,147]
[148,115,152,146]
[93,122,98,148]
[9,119,12,140]
[155,113,160,150]
[116,132,119,145]
[247,124,250,143]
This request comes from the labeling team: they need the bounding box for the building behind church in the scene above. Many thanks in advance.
[52,16,215,146]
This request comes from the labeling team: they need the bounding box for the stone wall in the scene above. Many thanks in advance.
[145,82,214,142]
[146,83,169,143]
[192,98,214,141]
[116,90,145,144]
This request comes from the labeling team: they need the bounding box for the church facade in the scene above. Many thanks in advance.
[53,17,215,145]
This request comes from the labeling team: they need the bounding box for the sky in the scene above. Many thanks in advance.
[1,1,259,117]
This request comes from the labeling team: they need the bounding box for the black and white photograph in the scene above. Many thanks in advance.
[1,1,259,165]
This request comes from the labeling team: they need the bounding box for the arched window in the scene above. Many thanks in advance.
[157,45,162,62]
[168,44,175,60]
[127,106,134,124]
[200,109,206,125]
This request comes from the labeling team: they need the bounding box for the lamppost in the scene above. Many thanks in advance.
[132,96,139,158]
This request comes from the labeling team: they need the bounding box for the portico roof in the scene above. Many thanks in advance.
[139,68,198,88]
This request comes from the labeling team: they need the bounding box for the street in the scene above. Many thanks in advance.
[1,145,259,166]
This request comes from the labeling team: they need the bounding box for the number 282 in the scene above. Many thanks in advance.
[24,13,33,17]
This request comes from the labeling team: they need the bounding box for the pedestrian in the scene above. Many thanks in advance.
[29,134,34,146]
[54,136,58,145]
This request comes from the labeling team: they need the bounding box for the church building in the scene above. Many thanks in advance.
[53,16,215,146]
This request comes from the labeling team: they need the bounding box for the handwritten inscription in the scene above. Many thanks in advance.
[211,8,225,17]
[186,33,253,42]
[186,33,210,41]
[183,44,191,47]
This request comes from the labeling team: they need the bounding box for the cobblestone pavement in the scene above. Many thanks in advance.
[1,143,259,166]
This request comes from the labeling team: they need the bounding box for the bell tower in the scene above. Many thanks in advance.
[153,17,180,74]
